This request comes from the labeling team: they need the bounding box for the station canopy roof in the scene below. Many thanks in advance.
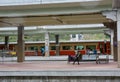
[0,0,112,35]
[0,24,110,36]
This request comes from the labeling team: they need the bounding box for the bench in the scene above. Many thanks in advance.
[68,54,82,64]
[96,55,109,64]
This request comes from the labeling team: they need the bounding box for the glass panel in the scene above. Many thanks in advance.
[28,46,38,50]
[74,45,84,50]
[86,45,96,51]
[62,46,71,50]
[72,34,76,38]
[51,46,56,50]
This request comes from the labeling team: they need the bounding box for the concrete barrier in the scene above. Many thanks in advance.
[0,70,120,82]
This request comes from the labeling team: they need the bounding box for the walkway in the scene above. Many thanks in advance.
[0,56,119,77]
[0,61,118,71]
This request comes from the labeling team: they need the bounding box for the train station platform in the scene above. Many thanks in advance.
[0,60,119,74]
[0,55,120,82]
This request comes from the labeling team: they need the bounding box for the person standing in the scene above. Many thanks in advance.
[41,47,45,56]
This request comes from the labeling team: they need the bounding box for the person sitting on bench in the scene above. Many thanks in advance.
[68,51,81,64]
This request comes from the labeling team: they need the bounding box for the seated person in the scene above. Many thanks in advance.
[86,48,90,55]
[89,49,94,55]
[97,50,101,55]
[68,51,81,64]
[93,49,97,55]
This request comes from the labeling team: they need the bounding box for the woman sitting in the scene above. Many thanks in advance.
[68,51,82,64]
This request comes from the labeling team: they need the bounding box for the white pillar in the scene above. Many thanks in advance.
[45,32,50,56]
[110,30,114,56]
[117,10,120,67]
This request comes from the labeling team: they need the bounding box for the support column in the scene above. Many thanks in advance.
[110,30,114,56]
[112,0,120,9]
[17,25,25,62]
[104,22,117,61]
[104,40,107,54]
[55,34,60,56]
[4,36,9,50]
[117,10,120,67]
[45,32,49,56]
[113,27,118,61]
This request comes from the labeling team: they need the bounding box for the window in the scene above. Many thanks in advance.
[28,46,38,50]
[86,45,96,50]
[62,46,71,50]
[78,34,83,40]
[51,46,56,50]
[74,45,84,50]
[72,34,76,38]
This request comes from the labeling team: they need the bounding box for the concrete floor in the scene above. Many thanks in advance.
[0,56,120,77]
[0,59,118,71]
